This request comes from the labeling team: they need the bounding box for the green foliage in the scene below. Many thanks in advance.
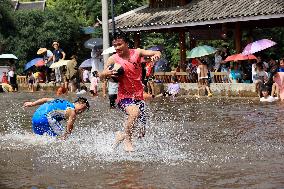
[3,9,81,72]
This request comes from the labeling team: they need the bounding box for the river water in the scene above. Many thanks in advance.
[1,92,284,189]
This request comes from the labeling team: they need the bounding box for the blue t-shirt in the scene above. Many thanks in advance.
[53,48,64,62]
[33,99,74,122]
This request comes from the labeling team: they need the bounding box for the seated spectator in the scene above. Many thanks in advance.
[253,63,268,97]
[271,58,284,98]
[164,76,180,97]
[260,86,277,102]
[56,86,67,96]
[2,72,8,84]
[229,63,242,83]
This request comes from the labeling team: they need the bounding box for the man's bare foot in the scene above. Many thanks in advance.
[138,126,145,139]
[113,131,125,149]
[124,139,134,152]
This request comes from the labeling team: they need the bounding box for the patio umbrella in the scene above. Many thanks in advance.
[101,46,116,55]
[242,39,276,55]
[187,45,216,59]
[147,45,163,51]
[225,53,257,62]
[24,58,44,71]
[79,59,92,68]
[0,54,18,60]
[49,60,71,68]
[154,59,168,72]
[37,48,47,55]
[84,38,103,49]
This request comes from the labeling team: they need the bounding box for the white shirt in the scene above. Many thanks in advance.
[83,70,90,82]
[260,96,276,102]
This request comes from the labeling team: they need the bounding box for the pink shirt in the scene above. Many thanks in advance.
[90,77,99,90]
[113,49,143,102]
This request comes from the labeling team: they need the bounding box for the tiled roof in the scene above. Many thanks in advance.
[114,0,284,31]
[12,0,46,11]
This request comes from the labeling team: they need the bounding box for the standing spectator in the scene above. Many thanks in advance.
[52,41,66,83]
[108,79,118,109]
[8,67,18,91]
[65,55,78,92]
[220,46,230,72]
[27,72,35,92]
[196,58,213,97]
[37,48,53,82]
[82,69,90,83]
[90,71,99,97]
[214,49,222,72]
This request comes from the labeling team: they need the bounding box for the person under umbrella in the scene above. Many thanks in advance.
[37,48,53,82]
[52,41,66,83]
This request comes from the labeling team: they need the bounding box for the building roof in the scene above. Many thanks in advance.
[12,0,46,11]
[114,0,284,31]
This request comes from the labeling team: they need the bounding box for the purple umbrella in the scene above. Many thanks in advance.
[147,45,163,51]
[242,39,276,55]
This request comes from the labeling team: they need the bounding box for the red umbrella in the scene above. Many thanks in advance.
[225,53,257,62]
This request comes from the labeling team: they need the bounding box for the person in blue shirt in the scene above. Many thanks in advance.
[23,97,89,139]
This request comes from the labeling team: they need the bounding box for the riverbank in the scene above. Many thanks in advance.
[17,82,258,97]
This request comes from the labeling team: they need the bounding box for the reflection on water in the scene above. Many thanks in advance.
[1,92,284,188]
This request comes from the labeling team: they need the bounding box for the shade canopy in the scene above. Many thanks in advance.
[0,54,18,60]
[242,39,276,55]
[50,60,71,68]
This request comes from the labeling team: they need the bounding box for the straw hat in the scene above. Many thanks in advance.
[37,48,47,55]
[52,41,59,46]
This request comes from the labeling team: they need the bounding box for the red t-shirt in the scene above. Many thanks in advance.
[113,49,143,102]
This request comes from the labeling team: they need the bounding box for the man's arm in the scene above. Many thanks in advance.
[61,109,76,140]
[138,49,161,62]
[23,98,54,107]
[61,51,66,60]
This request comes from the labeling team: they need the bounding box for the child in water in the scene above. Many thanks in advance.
[260,86,277,102]
[90,71,99,97]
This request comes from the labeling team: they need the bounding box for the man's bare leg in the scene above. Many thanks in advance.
[124,105,140,152]
[113,131,126,149]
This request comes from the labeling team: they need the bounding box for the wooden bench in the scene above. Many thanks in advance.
[17,76,27,85]
[210,72,230,83]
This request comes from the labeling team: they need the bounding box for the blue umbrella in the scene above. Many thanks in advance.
[79,59,92,68]
[84,38,103,49]
[154,59,168,72]
[24,58,43,71]
[147,45,163,51]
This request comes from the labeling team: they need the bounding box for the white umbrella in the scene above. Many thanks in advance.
[101,46,116,55]
[0,54,18,59]
[49,59,71,68]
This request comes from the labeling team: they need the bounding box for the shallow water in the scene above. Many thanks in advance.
[1,92,284,188]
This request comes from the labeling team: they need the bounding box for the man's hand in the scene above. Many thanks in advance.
[23,102,34,107]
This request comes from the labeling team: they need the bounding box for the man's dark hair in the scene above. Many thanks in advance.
[75,97,90,110]
[113,31,130,44]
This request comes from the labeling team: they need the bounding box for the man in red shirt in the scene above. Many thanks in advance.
[100,33,161,152]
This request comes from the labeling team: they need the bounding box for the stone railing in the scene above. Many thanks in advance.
[154,72,230,83]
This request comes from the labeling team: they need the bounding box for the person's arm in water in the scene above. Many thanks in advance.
[23,98,54,107]
[61,109,77,140]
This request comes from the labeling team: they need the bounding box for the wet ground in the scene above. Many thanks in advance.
[1,92,284,189]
